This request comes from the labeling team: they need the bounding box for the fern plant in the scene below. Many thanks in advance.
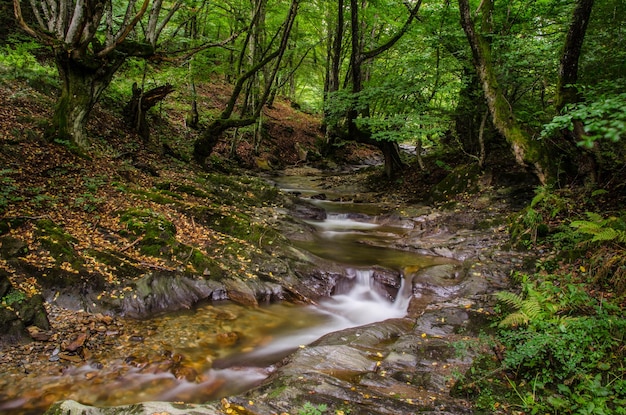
[569,212,626,293]
[495,281,564,328]
[570,212,626,244]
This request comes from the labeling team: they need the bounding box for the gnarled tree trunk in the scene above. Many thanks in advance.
[50,50,125,151]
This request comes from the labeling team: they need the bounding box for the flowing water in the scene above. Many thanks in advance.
[0,173,444,413]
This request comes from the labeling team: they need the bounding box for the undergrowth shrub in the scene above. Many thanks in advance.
[491,276,626,414]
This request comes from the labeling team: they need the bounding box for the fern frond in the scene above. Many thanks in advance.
[585,211,604,222]
[494,291,524,309]
[591,228,619,242]
[520,297,544,321]
[570,220,602,234]
[499,312,529,328]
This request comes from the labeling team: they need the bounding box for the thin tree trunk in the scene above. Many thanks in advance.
[555,0,597,183]
[478,108,488,168]
[193,0,300,165]
[556,0,595,112]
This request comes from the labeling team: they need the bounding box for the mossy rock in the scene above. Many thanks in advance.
[156,181,211,199]
[0,235,28,259]
[0,217,27,235]
[35,219,84,269]
[181,247,223,279]
[198,173,280,206]
[86,249,144,279]
[119,209,178,257]
[128,188,180,205]
[429,164,483,202]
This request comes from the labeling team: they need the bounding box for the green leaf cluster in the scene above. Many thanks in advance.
[492,276,626,414]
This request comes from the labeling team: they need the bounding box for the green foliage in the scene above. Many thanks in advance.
[0,37,57,87]
[510,186,572,248]
[297,402,328,415]
[570,212,626,244]
[0,169,23,213]
[494,275,579,329]
[569,212,626,293]
[477,273,626,414]
[1,290,26,307]
[542,81,626,148]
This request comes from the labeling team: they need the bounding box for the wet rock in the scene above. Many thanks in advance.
[27,326,51,341]
[0,307,32,346]
[121,271,223,318]
[58,352,83,363]
[289,200,327,221]
[44,399,223,415]
[64,332,89,352]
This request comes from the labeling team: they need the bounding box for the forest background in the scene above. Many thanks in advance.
[1,0,626,413]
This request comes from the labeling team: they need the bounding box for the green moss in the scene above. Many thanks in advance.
[180,248,223,279]
[430,165,482,202]
[157,181,212,199]
[119,209,178,257]
[86,249,144,278]
[127,188,179,205]
[35,219,84,268]
[197,173,280,206]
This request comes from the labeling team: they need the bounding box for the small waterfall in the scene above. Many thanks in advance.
[319,268,409,326]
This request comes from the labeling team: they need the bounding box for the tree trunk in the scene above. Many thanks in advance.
[124,83,174,141]
[50,51,121,151]
[193,118,257,164]
[458,0,550,184]
[554,0,597,184]
[380,141,406,178]
[556,0,595,112]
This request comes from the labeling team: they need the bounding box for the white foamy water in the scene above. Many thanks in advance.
[235,268,409,363]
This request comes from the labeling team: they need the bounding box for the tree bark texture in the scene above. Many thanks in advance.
[458,0,550,184]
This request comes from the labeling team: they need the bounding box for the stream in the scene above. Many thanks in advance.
[0,172,456,414]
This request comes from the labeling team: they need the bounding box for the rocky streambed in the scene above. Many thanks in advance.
[1,167,535,414]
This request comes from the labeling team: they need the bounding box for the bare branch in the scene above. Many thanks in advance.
[146,0,164,45]
[362,0,422,60]
[13,0,55,44]
[28,0,47,30]
[97,0,151,57]
[65,0,86,44]
[154,0,183,45]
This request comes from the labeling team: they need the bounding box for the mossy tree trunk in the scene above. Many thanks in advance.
[50,49,131,151]
[459,0,551,184]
